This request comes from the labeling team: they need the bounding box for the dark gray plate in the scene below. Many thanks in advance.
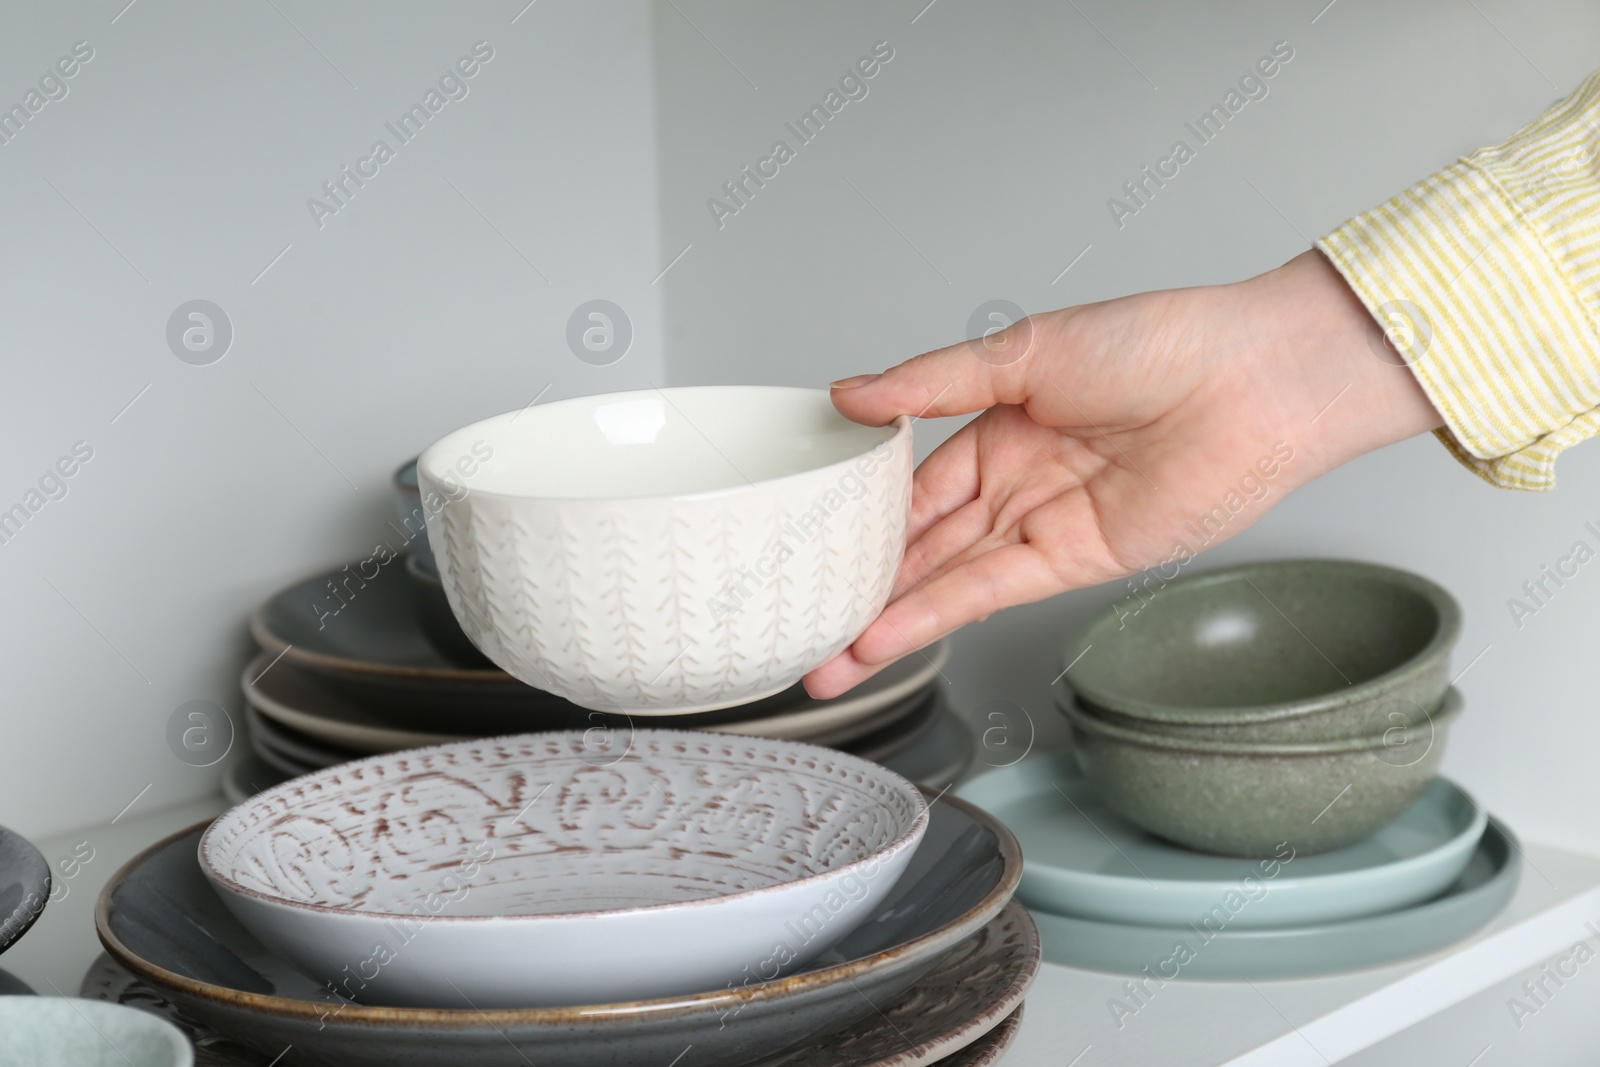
[0,825,49,956]
[96,793,1022,1067]
[242,703,967,796]
[879,706,974,793]
[83,936,1031,1067]
[251,562,942,736]
[0,968,34,995]
[249,563,571,723]
[1032,817,1521,979]
[244,705,354,773]
[243,688,940,775]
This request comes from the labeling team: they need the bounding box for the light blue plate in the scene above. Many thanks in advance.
[0,997,192,1066]
[956,752,1486,929]
[1029,818,1518,980]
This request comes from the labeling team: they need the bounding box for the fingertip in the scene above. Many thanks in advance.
[828,378,900,427]
[803,644,890,699]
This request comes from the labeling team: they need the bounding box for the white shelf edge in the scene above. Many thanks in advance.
[1226,873,1600,1064]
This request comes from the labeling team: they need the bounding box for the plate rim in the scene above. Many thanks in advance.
[957,752,1489,922]
[95,791,1022,1028]
[241,640,949,754]
[0,826,50,954]
[1029,816,1520,979]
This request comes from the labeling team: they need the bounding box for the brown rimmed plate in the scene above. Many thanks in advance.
[96,791,1021,1067]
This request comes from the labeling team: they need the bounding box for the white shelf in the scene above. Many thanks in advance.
[6,798,1598,1066]
[998,843,1600,1065]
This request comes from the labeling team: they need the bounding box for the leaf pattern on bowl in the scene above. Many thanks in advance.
[424,431,913,712]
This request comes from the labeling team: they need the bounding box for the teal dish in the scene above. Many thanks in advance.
[1030,817,1519,980]
[1060,559,1461,740]
[957,753,1486,929]
[0,997,192,1066]
[1061,690,1462,856]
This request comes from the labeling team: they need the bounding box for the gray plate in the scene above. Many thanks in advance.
[242,689,941,775]
[250,563,578,722]
[1032,817,1520,980]
[222,752,292,805]
[83,933,1032,1067]
[0,825,49,956]
[933,1007,1022,1067]
[0,969,34,995]
[244,705,355,772]
[878,704,974,792]
[252,562,948,736]
[239,708,971,795]
[96,794,1022,1067]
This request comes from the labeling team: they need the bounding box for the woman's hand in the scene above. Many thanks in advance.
[802,250,1443,698]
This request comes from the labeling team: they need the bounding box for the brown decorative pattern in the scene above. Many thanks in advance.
[925,1007,1023,1067]
[203,731,925,916]
[750,901,1037,1067]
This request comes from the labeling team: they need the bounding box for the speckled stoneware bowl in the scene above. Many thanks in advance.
[418,386,913,714]
[1060,559,1460,740]
[0,997,192,1066]
[1061,689,1463,856]
[199,730,928,1008]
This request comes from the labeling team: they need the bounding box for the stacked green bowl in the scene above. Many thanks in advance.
[1057,559,1463,857]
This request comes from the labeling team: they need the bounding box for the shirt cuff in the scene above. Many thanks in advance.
[1316,72,1600,490]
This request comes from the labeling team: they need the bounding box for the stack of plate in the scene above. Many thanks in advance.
[235,559,972,800]
[90,764,1035,1067]
[0,824,49,996]
[956,752,1522,979]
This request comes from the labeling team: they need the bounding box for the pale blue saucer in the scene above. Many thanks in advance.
[956,752,1486,929]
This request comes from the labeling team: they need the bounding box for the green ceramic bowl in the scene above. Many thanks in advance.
[1060,559,1460,739]
[1061,689,1463,857]
[1056,690,1449,745]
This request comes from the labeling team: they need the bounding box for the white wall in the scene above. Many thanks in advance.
[4,0,1598,857]
[0,1,664,838]
[651,1,1600,852]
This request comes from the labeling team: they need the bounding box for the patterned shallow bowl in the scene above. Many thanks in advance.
[199,730,928,1008]
[418,386,913,714]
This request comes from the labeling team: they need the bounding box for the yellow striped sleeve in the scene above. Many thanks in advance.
[1317,70,1600,490]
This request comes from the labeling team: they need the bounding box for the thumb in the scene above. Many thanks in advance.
[829,318,1041,425]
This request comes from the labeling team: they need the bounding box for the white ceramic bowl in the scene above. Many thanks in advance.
[0,998,192,1067]
[199,730,929,1008]
[417,386,913,713]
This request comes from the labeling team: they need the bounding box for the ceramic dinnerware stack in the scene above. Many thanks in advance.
[233,412,960,796]
[957,752,1517,979]
[1057,559,1465,857]
[0,823,50,997]
[95,731,1038,1067]
[951,558,1520,978]
[238,388,974,799]
[238,575,966,798]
